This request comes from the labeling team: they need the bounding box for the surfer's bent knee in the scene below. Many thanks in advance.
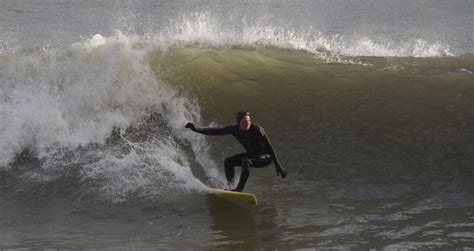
[241,157,252,167]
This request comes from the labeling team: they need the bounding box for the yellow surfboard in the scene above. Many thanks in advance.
[209,188,257,209]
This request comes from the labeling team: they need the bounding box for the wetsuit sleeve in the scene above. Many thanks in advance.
[260,128,282,167]
[193,125,234,136]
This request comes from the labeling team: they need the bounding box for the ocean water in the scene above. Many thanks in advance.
[1,0,473,249]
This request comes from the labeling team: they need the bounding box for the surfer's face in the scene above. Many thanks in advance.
[240,115,251,130]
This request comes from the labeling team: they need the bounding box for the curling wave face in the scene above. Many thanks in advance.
[1,30,473,204]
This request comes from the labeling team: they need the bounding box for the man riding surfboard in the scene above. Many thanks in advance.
[185,111,287,192]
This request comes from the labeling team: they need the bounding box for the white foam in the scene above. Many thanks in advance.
[1,32,147,166]
[0,32,220,201]
[81,34,107,50]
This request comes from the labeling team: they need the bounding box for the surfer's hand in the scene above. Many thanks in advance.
[185,122,196,131]
[276,166,287,178]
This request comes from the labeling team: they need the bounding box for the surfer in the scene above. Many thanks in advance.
[185,111,287,192]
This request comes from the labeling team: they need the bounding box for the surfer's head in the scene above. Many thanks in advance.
[236,110,251,130]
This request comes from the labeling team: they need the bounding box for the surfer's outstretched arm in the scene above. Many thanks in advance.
[185,122,233,136]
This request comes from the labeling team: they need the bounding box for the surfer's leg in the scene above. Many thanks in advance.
[251,154,273,168]
[224,153,247,184]
[235,157,252,192]
[235,154,272,191]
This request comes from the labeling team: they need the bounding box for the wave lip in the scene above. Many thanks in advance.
[151,12,455,59]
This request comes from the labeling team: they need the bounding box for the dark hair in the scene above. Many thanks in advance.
[236,110,250,123]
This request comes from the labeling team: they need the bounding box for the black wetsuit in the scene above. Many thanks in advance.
[192,124,282,191]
